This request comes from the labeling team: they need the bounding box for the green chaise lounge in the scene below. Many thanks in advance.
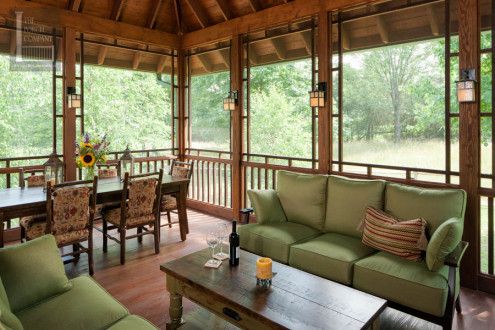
[0,235,156,330]
[239,171,468,330]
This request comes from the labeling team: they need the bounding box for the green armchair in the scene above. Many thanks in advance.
[0,235,156,330]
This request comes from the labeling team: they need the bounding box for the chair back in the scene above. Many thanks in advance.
[121,169,164,225]
[97,163,119,178]
[19,168,45,188]
[46,177,98,236]
[170,160,194,190]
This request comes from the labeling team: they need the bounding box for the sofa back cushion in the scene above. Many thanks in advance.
[325,175,385,237]
[384,183,466,235]
[247,189,287,224]
[0,277,23,330]
[0,235,72,313]
[276,171,327,231]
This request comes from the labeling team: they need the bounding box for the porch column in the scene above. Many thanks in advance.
[62,27,77,181]
[177,48,187,160]
[231,35,244,220]
[317,9,331,174]
[458,0,480,289]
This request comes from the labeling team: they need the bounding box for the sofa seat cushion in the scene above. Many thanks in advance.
[276,171,328,230]
[107,315,157,330]
[325,175,385,238]
[353,252,452,317]
[16,276,129,330]
[289,233,376,285]
[239,223,320,263]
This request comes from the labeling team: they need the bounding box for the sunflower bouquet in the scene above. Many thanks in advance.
[75,133,110,179]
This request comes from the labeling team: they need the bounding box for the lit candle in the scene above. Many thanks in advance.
[256,257,272,280]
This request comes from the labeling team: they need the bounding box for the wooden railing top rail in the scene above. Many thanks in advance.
[184,154,232,164]
[333,160,460,176]
[0,154,62,162]
[243,153,315,163]
[0,166,44,175]
[243,161,316,174]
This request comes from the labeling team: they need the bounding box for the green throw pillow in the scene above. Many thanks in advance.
[0,235,72,313]
[247,189,287,224]
[0,277,23,330]
[426,218,463,271]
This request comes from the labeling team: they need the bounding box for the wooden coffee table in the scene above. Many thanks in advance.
[160,248,387,329]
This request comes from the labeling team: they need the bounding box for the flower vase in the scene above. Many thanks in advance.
[84,166,95,180]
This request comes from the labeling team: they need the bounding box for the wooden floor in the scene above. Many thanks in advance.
[62,209,495,330]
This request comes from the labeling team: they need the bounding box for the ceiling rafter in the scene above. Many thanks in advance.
[300,30,312,55]
[213,0,232,21]
[157,55,167,72]
[247,0,262,12]
[426,5,440,36]
[132,52,141,69]
[376,15,389,43]
[219,48,230,68]
[97,0,125,66]
[270,38,287,60]
[196,53,214,72]
[147,0,163,29]
[173,0,183,33]
[67,0,82,12]
[341,25,350,50]
[185,0,209,29]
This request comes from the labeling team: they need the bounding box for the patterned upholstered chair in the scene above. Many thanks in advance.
[19,177,98,275]
[94,164,119,220]
[102,169,163,265]
[19,170,46,239]
[160,160,193,229]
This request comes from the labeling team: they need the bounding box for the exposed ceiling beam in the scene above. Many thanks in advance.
[219,48,230,68]
[341,26,351,50]
[110,0,125,20]
[426,5,440,36]
[182,0,376,49]
[147,0,162,29]
[67,0,82,12]
[247,0,262,12]
[376,15,389,43]
[247,45,259,65]
[0,0,179,50]
[172,0,182,33]
[185,0,209,29]
[132,52,141,69]
[213,0,232,21]
[196,54,214,72]
[157,55,166,72]
[97,46,108,65]
[300,30,312,55]
[270,38,287,60]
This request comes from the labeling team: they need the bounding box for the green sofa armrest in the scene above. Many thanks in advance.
[444,241,469,268]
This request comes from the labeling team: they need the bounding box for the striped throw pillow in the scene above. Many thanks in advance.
[361,207,428,261]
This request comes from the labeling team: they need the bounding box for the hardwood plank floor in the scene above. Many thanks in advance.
[61,209,495,330]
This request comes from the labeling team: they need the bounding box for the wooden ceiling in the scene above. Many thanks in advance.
[0,0,492,75]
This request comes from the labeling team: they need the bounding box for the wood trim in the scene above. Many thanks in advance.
[177,49,187,160]
[0,0,179,49]
[184,0,209,29]
[213,0,232,21]
[317,9,330,174]
[458,0,480,290]
[181,0,377,49]
[231,36,244,220]
[186,199,232,219]
[63,27,77,181]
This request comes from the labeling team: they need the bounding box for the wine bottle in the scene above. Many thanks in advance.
[229,220,240,266]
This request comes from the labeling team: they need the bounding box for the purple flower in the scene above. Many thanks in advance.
[84,132,90,143]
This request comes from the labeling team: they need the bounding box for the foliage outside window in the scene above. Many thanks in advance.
[83,65,172,152]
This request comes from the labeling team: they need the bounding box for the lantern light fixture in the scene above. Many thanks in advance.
[43,152,64,189]
[223,90,238,111]
[119,145,134,178]
[67,86,82,109]
[309,82,327,108]
[456,69,477,103]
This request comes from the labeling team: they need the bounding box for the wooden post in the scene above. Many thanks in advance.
[458,0,480,289]
[63,27,77,181]
[231,35,244,220]
[317,9,331,174]
[177,48,187,160]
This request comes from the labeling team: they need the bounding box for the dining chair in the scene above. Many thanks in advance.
[101,169,163,265]
[160,160,193,230]
[94,163,120,221]
[19,169,46,238]
[19,177,98,275]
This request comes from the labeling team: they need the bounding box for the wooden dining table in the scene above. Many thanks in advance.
[0,175,190,247]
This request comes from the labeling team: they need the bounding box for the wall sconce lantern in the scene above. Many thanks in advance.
[223,90,238,111]
[67,86,82,109]
[456,69,477,103]
[43,152,64,189]
[119,145,134,177]
[309,82,327,107]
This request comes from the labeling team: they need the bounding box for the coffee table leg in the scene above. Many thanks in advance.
[167,275,184,329]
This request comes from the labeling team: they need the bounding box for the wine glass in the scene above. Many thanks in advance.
[214,223,229,260]
[206,232,219,263]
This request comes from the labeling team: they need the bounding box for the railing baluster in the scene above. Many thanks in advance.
[207,161,210,204]
[489,197,494,275]
[257,167,261,189]
[196,160,200,201]
[212,162,216,205]
[224,163,228,207]
[201,161,205,202]
[6,160,10,188]
[217,162,221,206]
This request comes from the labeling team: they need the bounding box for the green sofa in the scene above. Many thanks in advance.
[0,235,156,330]
[239,171,468,330]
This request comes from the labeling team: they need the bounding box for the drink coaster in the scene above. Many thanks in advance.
[204,259,222,268]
